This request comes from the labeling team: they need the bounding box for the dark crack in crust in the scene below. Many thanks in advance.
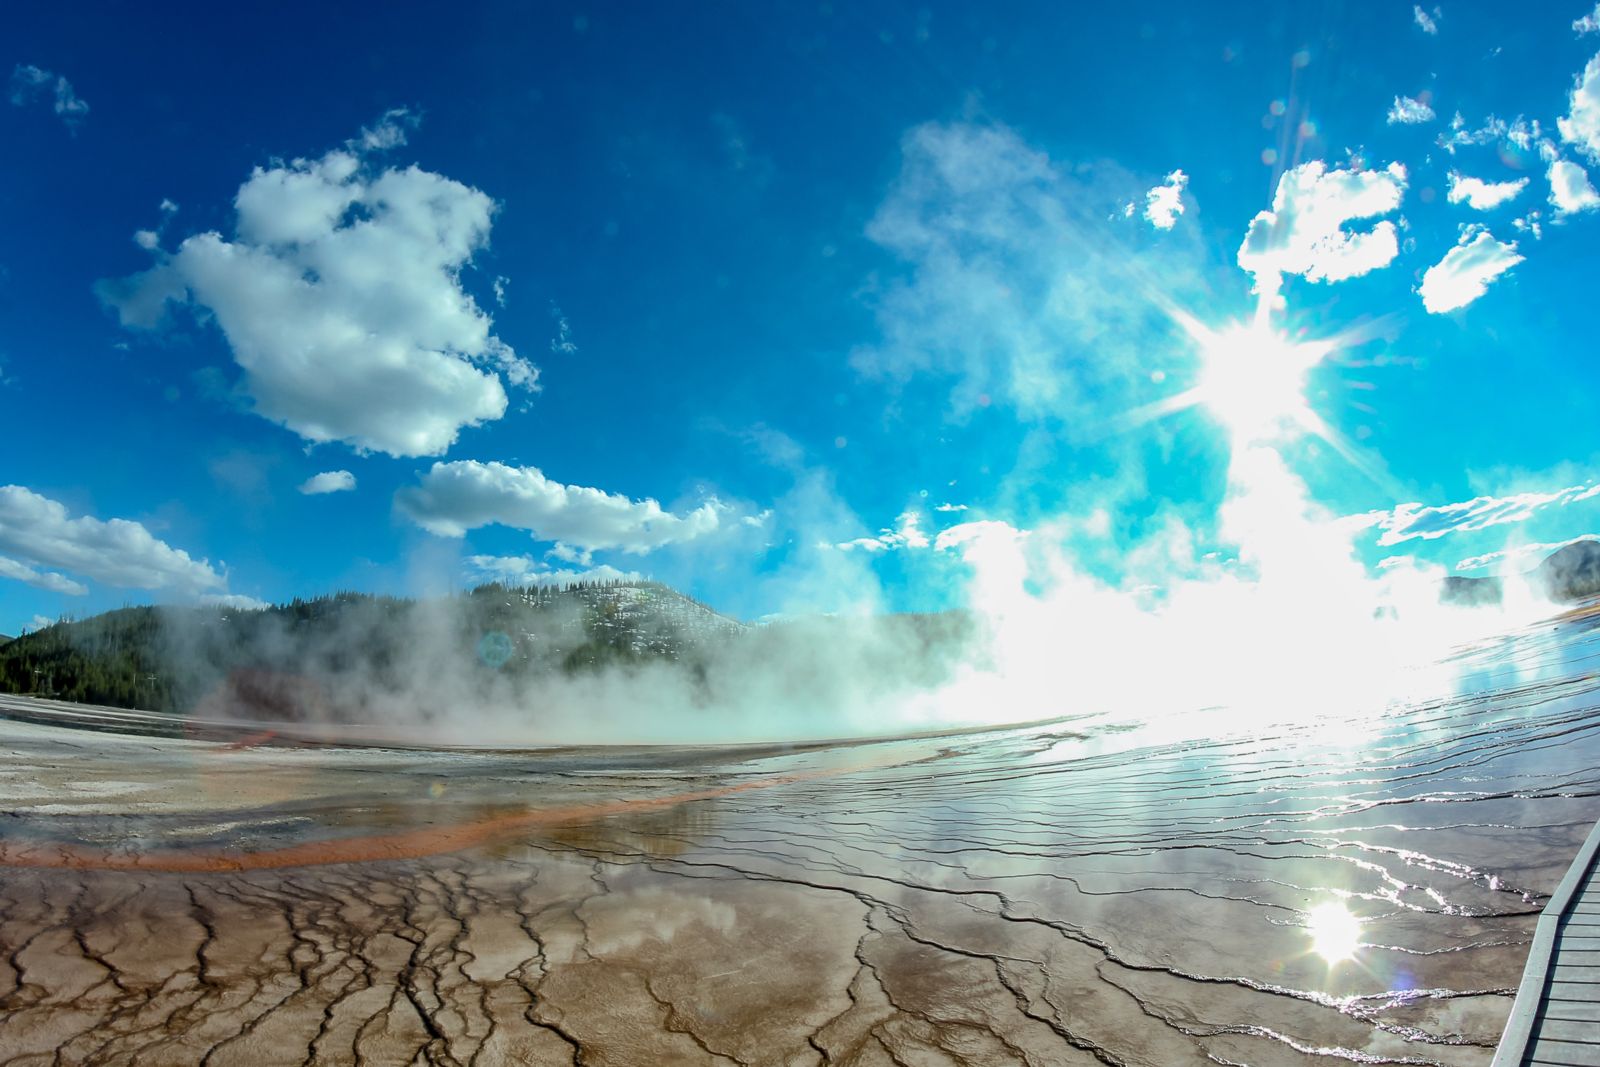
[2,624,1600,1065]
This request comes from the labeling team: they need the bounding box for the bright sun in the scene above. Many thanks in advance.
[1194,321,1329,442]
[1129,308,1340,447]
[1305,901,1362,964]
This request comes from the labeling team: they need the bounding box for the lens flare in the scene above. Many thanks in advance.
[1305,901,1361,964]
[1194,321,1329,441]
[1121,303,1342,452]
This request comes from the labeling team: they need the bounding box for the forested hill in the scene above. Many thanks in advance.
[1440,540,1600,608]
[0,580,746,715]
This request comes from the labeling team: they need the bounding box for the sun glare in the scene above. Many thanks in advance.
[1130,307,1343,448]
[1305,901,1362,964]
[1195,321,1328,442]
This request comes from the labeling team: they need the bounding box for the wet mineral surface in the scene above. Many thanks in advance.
[3,617,1600,1065]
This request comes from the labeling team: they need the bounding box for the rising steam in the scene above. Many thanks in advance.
[143,311,1562,750]
[133,134,1570,748]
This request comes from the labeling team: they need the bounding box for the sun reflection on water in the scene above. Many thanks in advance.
[1305,900,1362,964]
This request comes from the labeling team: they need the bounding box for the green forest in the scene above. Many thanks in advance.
[0,581,742,716]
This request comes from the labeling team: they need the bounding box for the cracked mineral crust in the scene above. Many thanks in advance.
[3,620,1600,1065]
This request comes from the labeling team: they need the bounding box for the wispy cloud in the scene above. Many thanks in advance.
[1579,4,1600,35]
[1418,228,1523,313]
[1511,210,1544,239]
[549,303,578,355]
[1387,95,1436,125]
[464,554,641,586]
[8,64,88,130]
[1456,534,1599,573]
[830,510,931,552]
[547,542,593,567]
[848,120,1203,426]
[825,511,1032,562]
[1438,113,1544,155]
[1362,483,1600,546]
[1413,5,1439,35]
[200,593,271,611]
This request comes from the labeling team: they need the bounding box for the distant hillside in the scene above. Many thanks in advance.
[1441,540,1600,607]
[0,580,747,716]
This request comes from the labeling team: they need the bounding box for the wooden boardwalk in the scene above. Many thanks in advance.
[1494,817,1600,1065]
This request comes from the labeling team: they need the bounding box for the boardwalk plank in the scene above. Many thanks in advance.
[1534,1017,1600,1043]
[1555,967,1600,980]
[1529,1040,1600,1066]
[1551,965,1600,983]
[1551,981,1600,1001]
[1545,998,1600,1023]
[1555,953,1600,972]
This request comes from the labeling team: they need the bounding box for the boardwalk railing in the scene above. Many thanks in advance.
[1492,814,1600,1066]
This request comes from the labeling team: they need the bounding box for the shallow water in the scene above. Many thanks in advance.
[3,615,1600,1065]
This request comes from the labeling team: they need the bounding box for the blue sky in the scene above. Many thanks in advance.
[3,0,1600,631]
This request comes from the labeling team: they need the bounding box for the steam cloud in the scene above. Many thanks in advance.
[87,123,1577,748]
[134,435,1561,749]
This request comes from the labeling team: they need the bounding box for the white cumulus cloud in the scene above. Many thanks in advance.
[1237,160,1407,298]
[9,64,88,129]
[831,510,932,552]
[1387,95,1436,125]
[933,519,1028,553]
[0,555,87,596]
[1445,172,1527,209]
[396,461,725,553]
[1548,158,1600,213]
[1560,53,1600,162]
[98,113,537,458]
[1579,4,1600,34]
[1417,228,1524,313]
[0,485,225,594]
[1413,5,1439,34]
[1143,170,1188,230]
[298,470,357,495]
